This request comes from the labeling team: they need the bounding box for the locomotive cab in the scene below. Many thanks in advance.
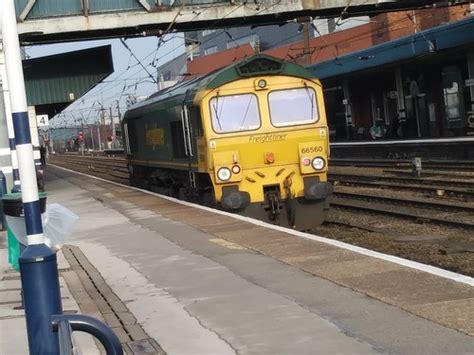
[198,60,332,229]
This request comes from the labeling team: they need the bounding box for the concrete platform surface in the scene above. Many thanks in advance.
[2,165,473,354]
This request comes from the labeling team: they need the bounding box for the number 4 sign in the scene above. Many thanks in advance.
[36,115,49,127]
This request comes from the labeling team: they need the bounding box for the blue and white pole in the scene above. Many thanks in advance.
[0,49,21,192]
[2,1,62,354]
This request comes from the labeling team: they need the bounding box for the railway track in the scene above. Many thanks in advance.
[330,172,474,189]
[330,158,474,172]
[382,169,474,178]
[331,193,474,230]
[49,154,129,183]
[333,191,474,213]
[329,173,474,198]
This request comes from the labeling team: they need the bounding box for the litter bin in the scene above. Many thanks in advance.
[2,192,47,271]
[0,171,7,231]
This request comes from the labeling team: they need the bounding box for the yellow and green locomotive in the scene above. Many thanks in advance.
[122,55,332,229]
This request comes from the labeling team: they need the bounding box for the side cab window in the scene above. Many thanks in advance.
[188,106,203,137]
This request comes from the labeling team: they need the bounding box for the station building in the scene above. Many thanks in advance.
[310,16,474,141]
[308,16,474,159]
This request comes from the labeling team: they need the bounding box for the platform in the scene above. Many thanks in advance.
[1,164,473,354]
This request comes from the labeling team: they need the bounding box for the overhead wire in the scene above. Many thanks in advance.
[151,3,186,67]
[119,38,158,84]
[87,0,277,92]
[404,10,437,52]
[63,22,187,116]
[65,0,278,115]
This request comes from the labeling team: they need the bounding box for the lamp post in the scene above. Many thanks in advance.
[0,42,21,192]
[2,1,62,353]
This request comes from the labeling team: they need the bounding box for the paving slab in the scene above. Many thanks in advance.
[0,247,100,355]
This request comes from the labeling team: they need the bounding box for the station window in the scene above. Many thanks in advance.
[444,82,461,118]
[210,94,261,133]
[162,71,172,81]
[268,87,318,127]
[204,46,218,56]
[441,66,465,129]
[202,29,216,37]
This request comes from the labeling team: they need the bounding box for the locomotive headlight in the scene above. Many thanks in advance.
[311,157,326,170]
[258,79,267,89]
[217,167,232,181]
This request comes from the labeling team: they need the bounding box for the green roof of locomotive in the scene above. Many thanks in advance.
[124,54,316,119]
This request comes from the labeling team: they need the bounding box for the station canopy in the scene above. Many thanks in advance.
[309,16,474,80]
[23,45,114,119]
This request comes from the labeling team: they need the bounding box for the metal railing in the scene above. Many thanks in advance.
[52,314,123,355]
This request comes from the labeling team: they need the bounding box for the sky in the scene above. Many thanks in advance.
[26,34,186,128]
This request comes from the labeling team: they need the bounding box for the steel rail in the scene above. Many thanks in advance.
[333,191,474,213]
[50,156,129,183]
[330,178,474,197]
[330,158,474,171]
[331,199,474,229]
[329,173,474,189]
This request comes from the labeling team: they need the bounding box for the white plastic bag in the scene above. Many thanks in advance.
[5,203,78,249]
[43,203,79,249]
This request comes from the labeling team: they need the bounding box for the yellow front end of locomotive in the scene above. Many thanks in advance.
[195,74,332,224]
[209,131,329,204]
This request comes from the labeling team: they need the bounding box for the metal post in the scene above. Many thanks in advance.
[28,106,43,189]
[80,117,85,155]
[116,100,121,123]
[302,20,311,66]
[0,171,6,230]
[467,50,474,130]
[116,100,122,148]
[0,45,21,192]
[110,106,115,148]
[98,110,103,150]
[2,1,62,353]
[28,106,42,169]
[395,67,406,123]
[342,79,353,140]
[90,125,95,151]
[0,77,13,190]
[62,121,66,152]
